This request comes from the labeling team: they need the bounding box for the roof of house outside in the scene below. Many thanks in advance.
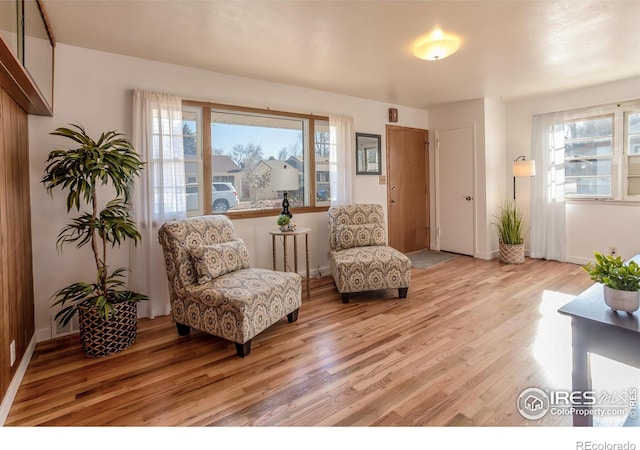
[213,155,241,173]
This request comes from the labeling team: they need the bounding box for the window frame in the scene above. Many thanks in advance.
[183,100,330,219]
[561,102,640,203]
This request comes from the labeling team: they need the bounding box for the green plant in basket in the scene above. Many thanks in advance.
[494,200,524,245]
[42,124,149,327]
[582,251,640,291]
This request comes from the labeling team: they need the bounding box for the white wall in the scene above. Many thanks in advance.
[483,98,507,257]
[506,76,640,264]
[28,43,429,339]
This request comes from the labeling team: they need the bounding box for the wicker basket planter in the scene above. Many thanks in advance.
[78,301,138,357]
[499,242,525,265]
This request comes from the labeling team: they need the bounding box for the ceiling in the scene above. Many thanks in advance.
[41,0,640,109]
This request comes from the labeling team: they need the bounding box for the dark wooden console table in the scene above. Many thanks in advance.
[558,258,640,427]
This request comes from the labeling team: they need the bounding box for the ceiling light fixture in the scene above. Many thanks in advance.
[413,28,461,61]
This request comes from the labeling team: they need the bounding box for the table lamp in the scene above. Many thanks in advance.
[271,165,299,218]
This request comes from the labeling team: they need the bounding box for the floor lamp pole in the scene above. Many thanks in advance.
[513,176,516,200]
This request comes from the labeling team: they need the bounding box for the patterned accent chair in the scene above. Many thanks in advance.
[158,215,301,357]
[328,204,411,303]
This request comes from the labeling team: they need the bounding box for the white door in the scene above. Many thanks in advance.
[436,126,475,256]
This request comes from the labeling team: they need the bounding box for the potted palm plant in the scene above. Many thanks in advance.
[494,200,525,264]
[583,251,640,313]
[42,124,149,357]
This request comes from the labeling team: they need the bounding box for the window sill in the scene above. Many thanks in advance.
[566,198,640,207]
[223,206,330,220]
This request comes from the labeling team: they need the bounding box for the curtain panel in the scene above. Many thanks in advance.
[129,89,186,319]
[329,114,354,205]
[529,111,566,262]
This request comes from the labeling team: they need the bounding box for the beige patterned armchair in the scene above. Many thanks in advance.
[328,204,411,303]
[158,215,301,357]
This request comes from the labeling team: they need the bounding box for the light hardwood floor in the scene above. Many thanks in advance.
[6,256,608,426]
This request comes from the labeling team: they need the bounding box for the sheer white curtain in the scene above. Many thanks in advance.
[530,111,566,261]
[129,90,186,319]
[329,114,354,205]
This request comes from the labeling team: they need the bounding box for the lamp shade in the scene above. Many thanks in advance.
[271,166,299,192]
[513,159,536,177]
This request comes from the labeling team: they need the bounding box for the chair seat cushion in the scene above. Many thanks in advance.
[175,268,301,344]
[329,246,411,294]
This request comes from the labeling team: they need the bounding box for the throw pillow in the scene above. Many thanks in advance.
[334,223,386,250]
[189,240,251,284]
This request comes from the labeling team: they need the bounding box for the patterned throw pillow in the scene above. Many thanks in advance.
[334,223,386,251]
[189,240,251,284]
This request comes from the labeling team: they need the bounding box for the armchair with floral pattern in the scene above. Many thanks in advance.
[328,204,411,303]
[158,215,301,357]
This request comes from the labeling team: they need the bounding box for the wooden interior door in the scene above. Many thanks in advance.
[386,125,429,253]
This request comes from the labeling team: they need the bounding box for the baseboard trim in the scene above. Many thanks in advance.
[565,255,591,266]
[0,332,36,426]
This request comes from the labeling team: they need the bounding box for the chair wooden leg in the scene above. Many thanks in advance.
[399,287,408,298]
[235,340,251,357]
[341,293,350,304]
[176,322,191,336]
[287,308,299,323]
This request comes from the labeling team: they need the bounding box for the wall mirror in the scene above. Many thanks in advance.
[356,133,381,175]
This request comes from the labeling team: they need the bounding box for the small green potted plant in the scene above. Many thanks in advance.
[583,251,640,313]
[493,200,525,264]
[277,214,291,232]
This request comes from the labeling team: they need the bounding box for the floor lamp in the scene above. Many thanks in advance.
[513,156,536,200]
[271,165,299,218]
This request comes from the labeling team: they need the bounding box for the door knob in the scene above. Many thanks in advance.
[465,196,472,201]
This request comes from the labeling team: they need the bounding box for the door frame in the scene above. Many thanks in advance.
[434,124,477,256]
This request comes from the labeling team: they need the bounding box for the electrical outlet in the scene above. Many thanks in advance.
[10,340,16,367]
[610,246,618,256]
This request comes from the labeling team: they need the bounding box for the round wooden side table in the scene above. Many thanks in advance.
[269,227,310,298]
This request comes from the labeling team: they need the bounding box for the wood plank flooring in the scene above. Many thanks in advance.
[6,256,608,426]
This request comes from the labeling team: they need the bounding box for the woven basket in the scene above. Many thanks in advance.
[78,301,137,357]
[499,242,525,265]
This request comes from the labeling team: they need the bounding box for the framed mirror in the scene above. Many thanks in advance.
[356,133,381,175]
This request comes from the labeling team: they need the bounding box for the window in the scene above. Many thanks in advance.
[561,102,640,201]
[625,112,640,196]
[314,120,331,203]
[563,116,613,198]
[183,107,202,214]
[183,102,329,217]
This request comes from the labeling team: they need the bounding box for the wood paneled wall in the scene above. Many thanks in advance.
[0,86,35,405]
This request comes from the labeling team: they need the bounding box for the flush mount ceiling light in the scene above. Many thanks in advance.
[413,28,461,61]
